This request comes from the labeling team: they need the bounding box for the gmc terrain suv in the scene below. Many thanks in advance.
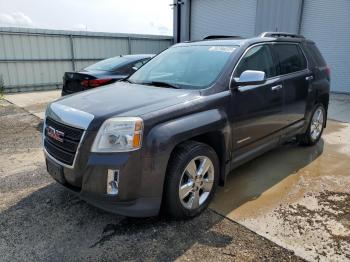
[43,32,330,218]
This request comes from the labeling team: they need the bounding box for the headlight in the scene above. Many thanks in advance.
[91,117,143,152]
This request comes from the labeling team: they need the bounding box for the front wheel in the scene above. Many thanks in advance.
[163,141,219,219]
[299,104,326,146]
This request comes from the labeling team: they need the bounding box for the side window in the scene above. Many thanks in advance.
[132,58,151,70]
[133,61,144,70]
[305,43,326,67]
[274,44,307,74]
[234,45,276,78]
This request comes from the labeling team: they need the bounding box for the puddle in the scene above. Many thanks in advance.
[211,120,350,261]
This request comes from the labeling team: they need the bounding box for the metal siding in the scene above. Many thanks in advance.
[0,27,173,93]
[130,39,171,54]
[300,0,350,93]
[74,60,101,71]
[255,0,302,34]
[190,0,257,40]
[73,37,129,59]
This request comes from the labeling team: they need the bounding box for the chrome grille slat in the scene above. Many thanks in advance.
[44,117,84,166]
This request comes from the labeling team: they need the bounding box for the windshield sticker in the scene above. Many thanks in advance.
[208,46,236,53]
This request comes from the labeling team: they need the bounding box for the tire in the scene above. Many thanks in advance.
[163,141,219,219]
[299,103,326,146]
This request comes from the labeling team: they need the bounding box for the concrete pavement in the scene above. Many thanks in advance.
[2,89,350,261]
[4,90,61,119]
[328,93,350,123]
[211,120,350,261]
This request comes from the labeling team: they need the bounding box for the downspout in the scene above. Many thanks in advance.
[188,0,192,41]
[298,0,305,34]
[177,1,182,42]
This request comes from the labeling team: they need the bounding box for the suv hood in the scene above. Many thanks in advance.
[49,82,200,130]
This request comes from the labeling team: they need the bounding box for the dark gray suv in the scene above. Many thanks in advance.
[43,32,330,218]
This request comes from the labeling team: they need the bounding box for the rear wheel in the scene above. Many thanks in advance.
[163,141,219,219]
[299,104,326,146]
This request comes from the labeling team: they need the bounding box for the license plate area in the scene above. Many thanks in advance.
[46,158,66,184]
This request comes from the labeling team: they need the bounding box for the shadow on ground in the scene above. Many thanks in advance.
[0,100,306,261]
[0,180,302,261]
[212,139,324,215]
[0,139,318,261]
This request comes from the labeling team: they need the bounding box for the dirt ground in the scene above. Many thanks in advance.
[0,99,303,261]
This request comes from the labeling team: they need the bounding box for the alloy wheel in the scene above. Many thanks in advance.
[178,156,214,210]
[310,107,324,141]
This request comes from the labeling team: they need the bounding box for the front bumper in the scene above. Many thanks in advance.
[45,150,162,217]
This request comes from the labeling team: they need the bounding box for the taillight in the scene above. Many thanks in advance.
[81,78,112,87]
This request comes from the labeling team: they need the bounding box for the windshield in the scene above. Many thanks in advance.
[85,56,128,71]
[128,45,237,89]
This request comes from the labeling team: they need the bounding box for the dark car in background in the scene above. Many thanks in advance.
[61,54,154,96]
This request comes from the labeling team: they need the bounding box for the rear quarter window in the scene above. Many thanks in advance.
[274,44,307,75]
[305,43,326,67]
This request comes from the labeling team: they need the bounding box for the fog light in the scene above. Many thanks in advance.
[107,169,119,195]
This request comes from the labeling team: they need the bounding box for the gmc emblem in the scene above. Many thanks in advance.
[47,126,64,142]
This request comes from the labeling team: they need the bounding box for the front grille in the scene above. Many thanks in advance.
[44,117,84,165]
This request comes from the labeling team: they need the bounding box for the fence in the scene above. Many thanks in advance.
[0,27,173,93]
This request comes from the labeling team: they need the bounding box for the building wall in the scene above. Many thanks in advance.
[0,27,173,93]
[300,0,350,93]
[174,0,350,93]
[255,0,303,34]
[190,0,257,40]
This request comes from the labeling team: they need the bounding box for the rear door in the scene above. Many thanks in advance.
[272,43,310,126]
[231,44,284,148]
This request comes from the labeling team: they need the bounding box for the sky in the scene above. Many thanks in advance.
[0,0,174,36]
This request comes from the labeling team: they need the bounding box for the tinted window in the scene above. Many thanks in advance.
[129,45,237,89]
[114,59,150,75]
[85,56,128,71]
[133,58,150,70]
[235,45,276,78]
[115,62,135,75]
[274,44,307,74]
[305,43,326,66]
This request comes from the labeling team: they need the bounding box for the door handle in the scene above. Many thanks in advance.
[305,76,314,81]
[271,84,283,91]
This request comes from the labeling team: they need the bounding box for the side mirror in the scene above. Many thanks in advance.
[231,70,266,88]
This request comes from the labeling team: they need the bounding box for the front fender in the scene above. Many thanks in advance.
[146,109,228,156]
[139,109,229,203]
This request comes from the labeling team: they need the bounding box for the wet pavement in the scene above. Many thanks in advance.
[0,99,303,262]
[1,91,350,261]
[211,120,350,261]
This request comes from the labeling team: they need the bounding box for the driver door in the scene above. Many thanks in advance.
[231,44,284,149]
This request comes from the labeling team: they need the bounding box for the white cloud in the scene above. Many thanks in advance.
[0,12,34,27]
[0,0,173,35]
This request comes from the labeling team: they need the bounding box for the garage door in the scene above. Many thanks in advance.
[300,0,350,93]
[190,0,257,40]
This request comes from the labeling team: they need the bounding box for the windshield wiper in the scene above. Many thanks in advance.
[141,81,180,89]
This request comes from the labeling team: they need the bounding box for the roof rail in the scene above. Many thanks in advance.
[203,35,242,40]
[260,32,305,39]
